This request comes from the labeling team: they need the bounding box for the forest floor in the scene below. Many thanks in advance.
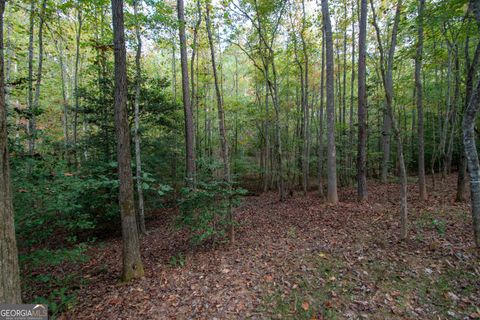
[31,175,480,319]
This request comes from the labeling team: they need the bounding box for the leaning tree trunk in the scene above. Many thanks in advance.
[321,0,338,204]
[111,0,144,281]
[357,0,367,201]
[133,0,146,235]
[0,0,21,303]
[177,0,196,188]
[415,0,427,200]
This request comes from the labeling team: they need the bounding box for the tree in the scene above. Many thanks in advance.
[177,0,196,188]
[416,0,427,200]
[27,0,35,155]
[463,0,480,248]
[73,2,82,163]
[357,0,367,201]
[321,0,338,204]
[111,0,144,281]
[371,0,408,239]
[0,0,22,303]
[205,1,234,242]
[133,0,146,235]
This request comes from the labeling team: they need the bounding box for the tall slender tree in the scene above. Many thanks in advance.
[0,0,21,303]
[416,0,427,200]
[357,0,367,201]
[321,0,338,204]
[111,0,144,281]
[133,0,146,235]
[206,1,234,242]
[177,0,196,188]
[463,0,480,248]
[371,0,408,239]
[27,0,35,155]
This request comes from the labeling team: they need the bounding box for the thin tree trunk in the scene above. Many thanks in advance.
[0,0,21,303]
[177,0,196,188]
[27,0,35,155]
[206,1,233,242]
[464,81,480,247]
[321,0,338,204]
[458,33,480,201]
[371,0,408,239]
[133,0,146,235]
[73,4,82,164]
[56,39,69,152]
[357,0,367,201]
[349,0,356,176]
[415,0,427,200]
[318,31,325,198]
[463,0,480,246]
[299,0,309,194]
[264,80,270,192]
[111,0,144,281]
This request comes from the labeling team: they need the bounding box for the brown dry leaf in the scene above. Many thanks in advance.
[301,301,310,311]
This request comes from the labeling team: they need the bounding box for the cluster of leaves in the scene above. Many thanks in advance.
[177,178,246,245]
[11,154,169,248]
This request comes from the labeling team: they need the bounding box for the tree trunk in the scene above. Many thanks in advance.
[73,4,82,164]
[415,0,427,200]
[463,79,480,247]
[56,38,69,153]
[349,0,356,176]
[177,0,196,188]
[357,0,367,201]
[133,0,146,235]
[264,80,270,192]
[111,0,144,281]
[463,0,480,246]
[206,1,234,242]
[300,0,309,194]
[371,0,408,239]
[318,30,325,198]
[458,32,480,201]
[27,0,35,155]
[0,0,21,303]
[321,0,338,203]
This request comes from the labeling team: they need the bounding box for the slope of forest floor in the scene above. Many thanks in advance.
[28,175,480,319]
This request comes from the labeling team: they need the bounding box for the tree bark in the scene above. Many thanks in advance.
[415,0,427,200]
[27,0,35,155]
[73,4,82,164]
[111,0,144,281]
[177,0,196,188]
[463,79,480,247]
[321,0,338,204]
[463,0,480,247]
[357,0,367,201]
[0,0,21,303]
[318,29,325,198]
[133,0,146,235]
